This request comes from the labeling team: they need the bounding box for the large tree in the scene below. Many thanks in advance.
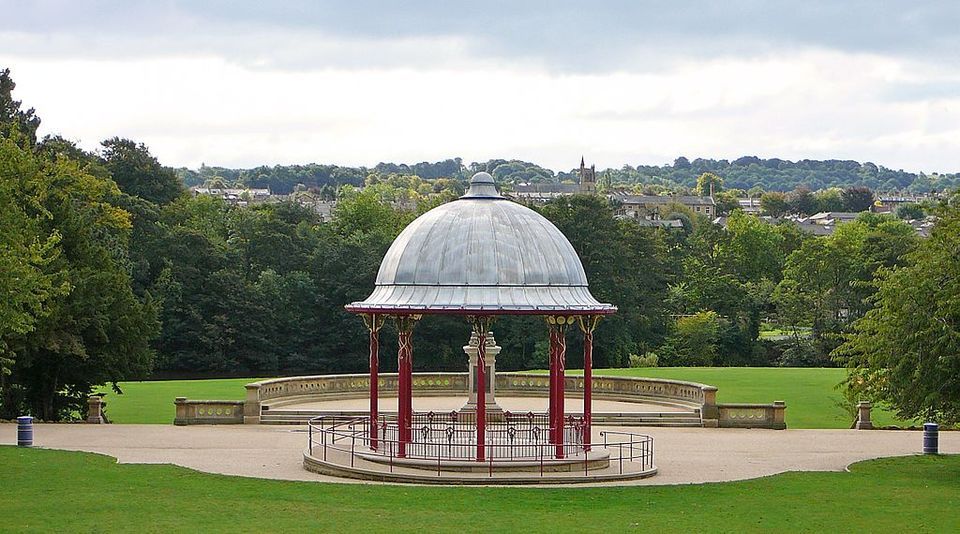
[0,137,66,377]
[774,214,919,365]
[1,139,159,420]
[841,186,875,213]
[0,68,41,148]
[695,172,723,197]
[836,204,960,423]
[101,137,183,205]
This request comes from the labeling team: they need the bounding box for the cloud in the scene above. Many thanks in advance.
[0,1,958,173]
[2,1,959,72]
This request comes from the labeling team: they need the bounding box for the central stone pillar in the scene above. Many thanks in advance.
[461,330,504,421]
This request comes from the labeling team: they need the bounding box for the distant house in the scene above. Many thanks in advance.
[506,190,576,204]
[611,194,716,219]
[630,218,685,229]
[715,210,935,238]
[191,187,271,206]
[806,212,860,225]
[737,198,762,214]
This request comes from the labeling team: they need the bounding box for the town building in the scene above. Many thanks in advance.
[507,157,597,204]
[190,187,271,206]
[612,193,716,219]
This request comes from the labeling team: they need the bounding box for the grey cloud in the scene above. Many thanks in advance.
[2,1,959,72]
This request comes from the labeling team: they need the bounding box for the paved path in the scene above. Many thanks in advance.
[1,424,955,486]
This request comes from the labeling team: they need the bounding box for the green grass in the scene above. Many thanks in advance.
[95,378,258,424]
[1,446,957,532]
[99,368,913,428]
[536,367,913,429]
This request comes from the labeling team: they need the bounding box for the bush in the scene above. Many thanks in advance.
[628,352,659,368]
[659,311,721,366]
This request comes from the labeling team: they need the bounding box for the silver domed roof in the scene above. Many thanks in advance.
[346,172,615,315]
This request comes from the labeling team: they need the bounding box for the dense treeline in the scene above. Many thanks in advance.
[613,156,960,193]
[4,68,960,422]
[178,156,959,197]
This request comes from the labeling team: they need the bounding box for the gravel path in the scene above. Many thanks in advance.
[3,423,955,486]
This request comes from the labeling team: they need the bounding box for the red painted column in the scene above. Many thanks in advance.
[366,314,382,451]
[577,315,600,453]
[582,328,593,452]
[547,326,558,447]
[395,316,417,458]
[476,331,487,461]
[555,323,566,459]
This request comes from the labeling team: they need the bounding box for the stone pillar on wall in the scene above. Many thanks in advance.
[243,384,261,424]
[855,401,873,430]
[701,386,719,427]
[87,395,106,424]
[461,330,503,420]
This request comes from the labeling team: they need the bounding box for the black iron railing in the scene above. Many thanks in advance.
[307,413,654,478]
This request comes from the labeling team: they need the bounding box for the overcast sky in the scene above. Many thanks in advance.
[2,1,959,172]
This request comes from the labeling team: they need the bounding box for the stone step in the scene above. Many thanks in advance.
[259,412,703,427]
[263,409,701,418]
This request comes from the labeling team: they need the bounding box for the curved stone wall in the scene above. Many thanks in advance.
[242,372,718,422]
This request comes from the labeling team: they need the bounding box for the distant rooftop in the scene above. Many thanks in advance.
[612,194,716,206]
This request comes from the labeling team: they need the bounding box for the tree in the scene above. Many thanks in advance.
[774,214,919,366]
[0,68,41,148]
[719,212,785,283]
[0,137,67,377]
[712,191,740,216]
[101,137,183,205]
[835,204,960,423]
[760,192,789,217]
[1,141,159,420]
[841,186,874,213]
[895,203,924,220]
[660,311,721,366]
[695,172,723,197]
[814,188,844,213]
[787,187,816,216]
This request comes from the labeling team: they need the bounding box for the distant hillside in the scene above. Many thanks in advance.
[615,157,959,193]
[177,156,960,194]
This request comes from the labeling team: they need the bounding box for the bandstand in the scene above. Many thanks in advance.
[302,172,657,483]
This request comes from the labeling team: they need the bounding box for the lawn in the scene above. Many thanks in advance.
[95,378,257,425]
[98,368,912,428]
[537,367,913,429]
[1,446,957,533]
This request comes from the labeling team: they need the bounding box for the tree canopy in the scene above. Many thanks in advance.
[836,204,960,424]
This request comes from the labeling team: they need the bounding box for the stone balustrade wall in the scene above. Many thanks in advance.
[174,397,244,426]
[241,372,718,424]
[175,373,785,429]
[716,401,786,430]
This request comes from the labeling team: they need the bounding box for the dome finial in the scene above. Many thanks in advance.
[461,172,503,199]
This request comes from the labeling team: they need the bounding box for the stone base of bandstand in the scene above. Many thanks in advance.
[357,448,610,473]
[302,447,657,485]
[457,402,506,422]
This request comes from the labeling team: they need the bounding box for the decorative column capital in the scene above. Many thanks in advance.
[576,315,602,334]
[545,315,572,334]
[360,313,386,333]
[392,314,421,332]
[467,315,495,336]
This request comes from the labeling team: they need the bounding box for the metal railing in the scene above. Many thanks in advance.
[307,413,654,478]
[600,430,655,473]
